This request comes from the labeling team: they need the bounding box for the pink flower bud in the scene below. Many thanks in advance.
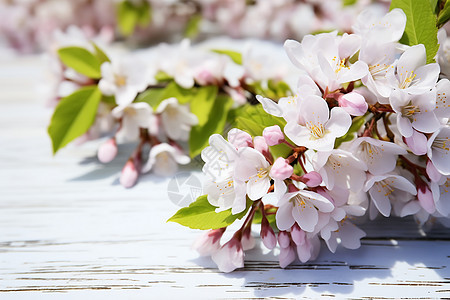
[417,183,436,214]
[241,227,256,251]
[426,160,442,182]
[296,239,313,263]
[263,125,285,146]
[227,128,253,149]
[211,237,244,273]
[253,136,269,154]
[192,228,225,256]
[269,157,294,180]
[290,224,306,246]
[277,231,291,248]
[98,138,118,163]
[279,245,296,268]
[261,217,277,250]
[300,171,322,187]
[120,160,138,188]
[404,130,427,155]
[337,92,368,116]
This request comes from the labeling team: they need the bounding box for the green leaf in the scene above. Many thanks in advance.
[190,86,218,125]
[167,195,251,230]
[166,83,200,105]
[293,161,305,176]
[267,80,293,99]
[136,88,166,108]
[57,47,101,79]
[390,0,439,63]
[211,49,243,65]
[48,86,102,154]
[138,1,152,26]
[252,207,277,228]
[234,104,286,136]
[101,95,116,105]
[429,0,439,14]
[247,81,292,100]
[117,1,137,36]
[117,1,151,35]
[136,82,198,109]
[437,0,450,27]
[154,71,172,82]
[334,115,366,148]
[185,14,202,38]
[343,0,357,6]
[117,1,139,36]
[91,42,110,64]
[189,93,233,158]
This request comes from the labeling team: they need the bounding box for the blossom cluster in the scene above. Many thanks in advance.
[1,0,390,54]
[188,8,450,272]
[48,27,297,188]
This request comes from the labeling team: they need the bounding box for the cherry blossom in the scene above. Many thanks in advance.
[156,97,198,141]
[435,79,450,123]
[201,134,247,214]
[276,189,335,232]
[390,89,440,138]
[156,39,198,89]
[350,137,406,175]
[142,143,190,177]
[364,174,417,218]
[353,8,406,44]
[284,31,368,91]
[358,41,397,103]
[111,102,153,142]
[234,147,271,201]
[312,149,367,192]
[99,59,154,106]
[284,95,351,151]
[386,44,440,95]
[427,126,450,175]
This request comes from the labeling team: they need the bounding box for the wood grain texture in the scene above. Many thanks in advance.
[0,56,449,299]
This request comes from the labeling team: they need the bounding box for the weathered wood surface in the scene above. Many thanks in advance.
[1,56,450,299]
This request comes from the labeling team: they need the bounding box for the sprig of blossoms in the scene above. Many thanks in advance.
[171,6,450,272]
[48,30,297,188]
[2,0,391,54]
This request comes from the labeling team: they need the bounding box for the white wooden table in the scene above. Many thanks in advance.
[1,56,450,299]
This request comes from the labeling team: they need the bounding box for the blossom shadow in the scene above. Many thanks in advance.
[193,217,450,297]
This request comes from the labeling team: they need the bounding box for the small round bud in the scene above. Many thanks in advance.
[301,171,322,187]
[337,92,368,116]
[120,160,138,188]
[269,157,294,180]
[97,138,117,163]
[263,125,285,146]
